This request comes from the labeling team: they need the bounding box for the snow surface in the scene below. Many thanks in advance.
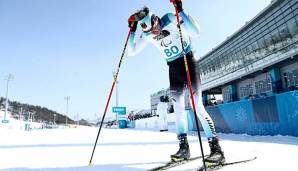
[0,126,298,171]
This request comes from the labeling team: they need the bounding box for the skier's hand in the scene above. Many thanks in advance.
[170,0,183,13]
[128,15,138,32]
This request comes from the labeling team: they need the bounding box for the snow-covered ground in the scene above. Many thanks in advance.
[0,126,298,171]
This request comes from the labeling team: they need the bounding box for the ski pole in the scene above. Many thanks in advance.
[89,29,132,166]
[172,4,207,171]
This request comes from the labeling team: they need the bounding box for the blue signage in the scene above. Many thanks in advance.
[112,107,126,115]
[2,120,9,123]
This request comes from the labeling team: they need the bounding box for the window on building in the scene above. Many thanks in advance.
[284,69,298,90]
[247,45,253,54]
[208,62,212,74]
[230,51,237,69]
[221,55,227,69]
[271,29,282,44]
[266,76,272,91]
[294,69,298,87]
[283,72,289,88]
[211,60,216,72]
[287,18,298,37]
[257,37,266,49]
[288,72,294,87]
[264,33,273,47]
[222,86,233,102]
[279,24,292,41]
[214,59,221,73]
[239,84,253,99]
[255,76,272,94]
[251,41,259,52]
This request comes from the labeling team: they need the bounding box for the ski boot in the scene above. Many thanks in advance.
[205,137,225,164]
[170,134,190,161]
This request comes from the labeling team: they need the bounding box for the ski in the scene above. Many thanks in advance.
[149,156,203,171]
[197,156,257,171]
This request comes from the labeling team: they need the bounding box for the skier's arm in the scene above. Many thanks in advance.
[127,14,148,56]
[169,0,200,37]
[127,32,147,56]
[179,11,200,37]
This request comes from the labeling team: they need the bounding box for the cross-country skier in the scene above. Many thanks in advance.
[127,0,225,164]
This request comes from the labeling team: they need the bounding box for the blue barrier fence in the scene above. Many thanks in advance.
[188,90,298,136]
